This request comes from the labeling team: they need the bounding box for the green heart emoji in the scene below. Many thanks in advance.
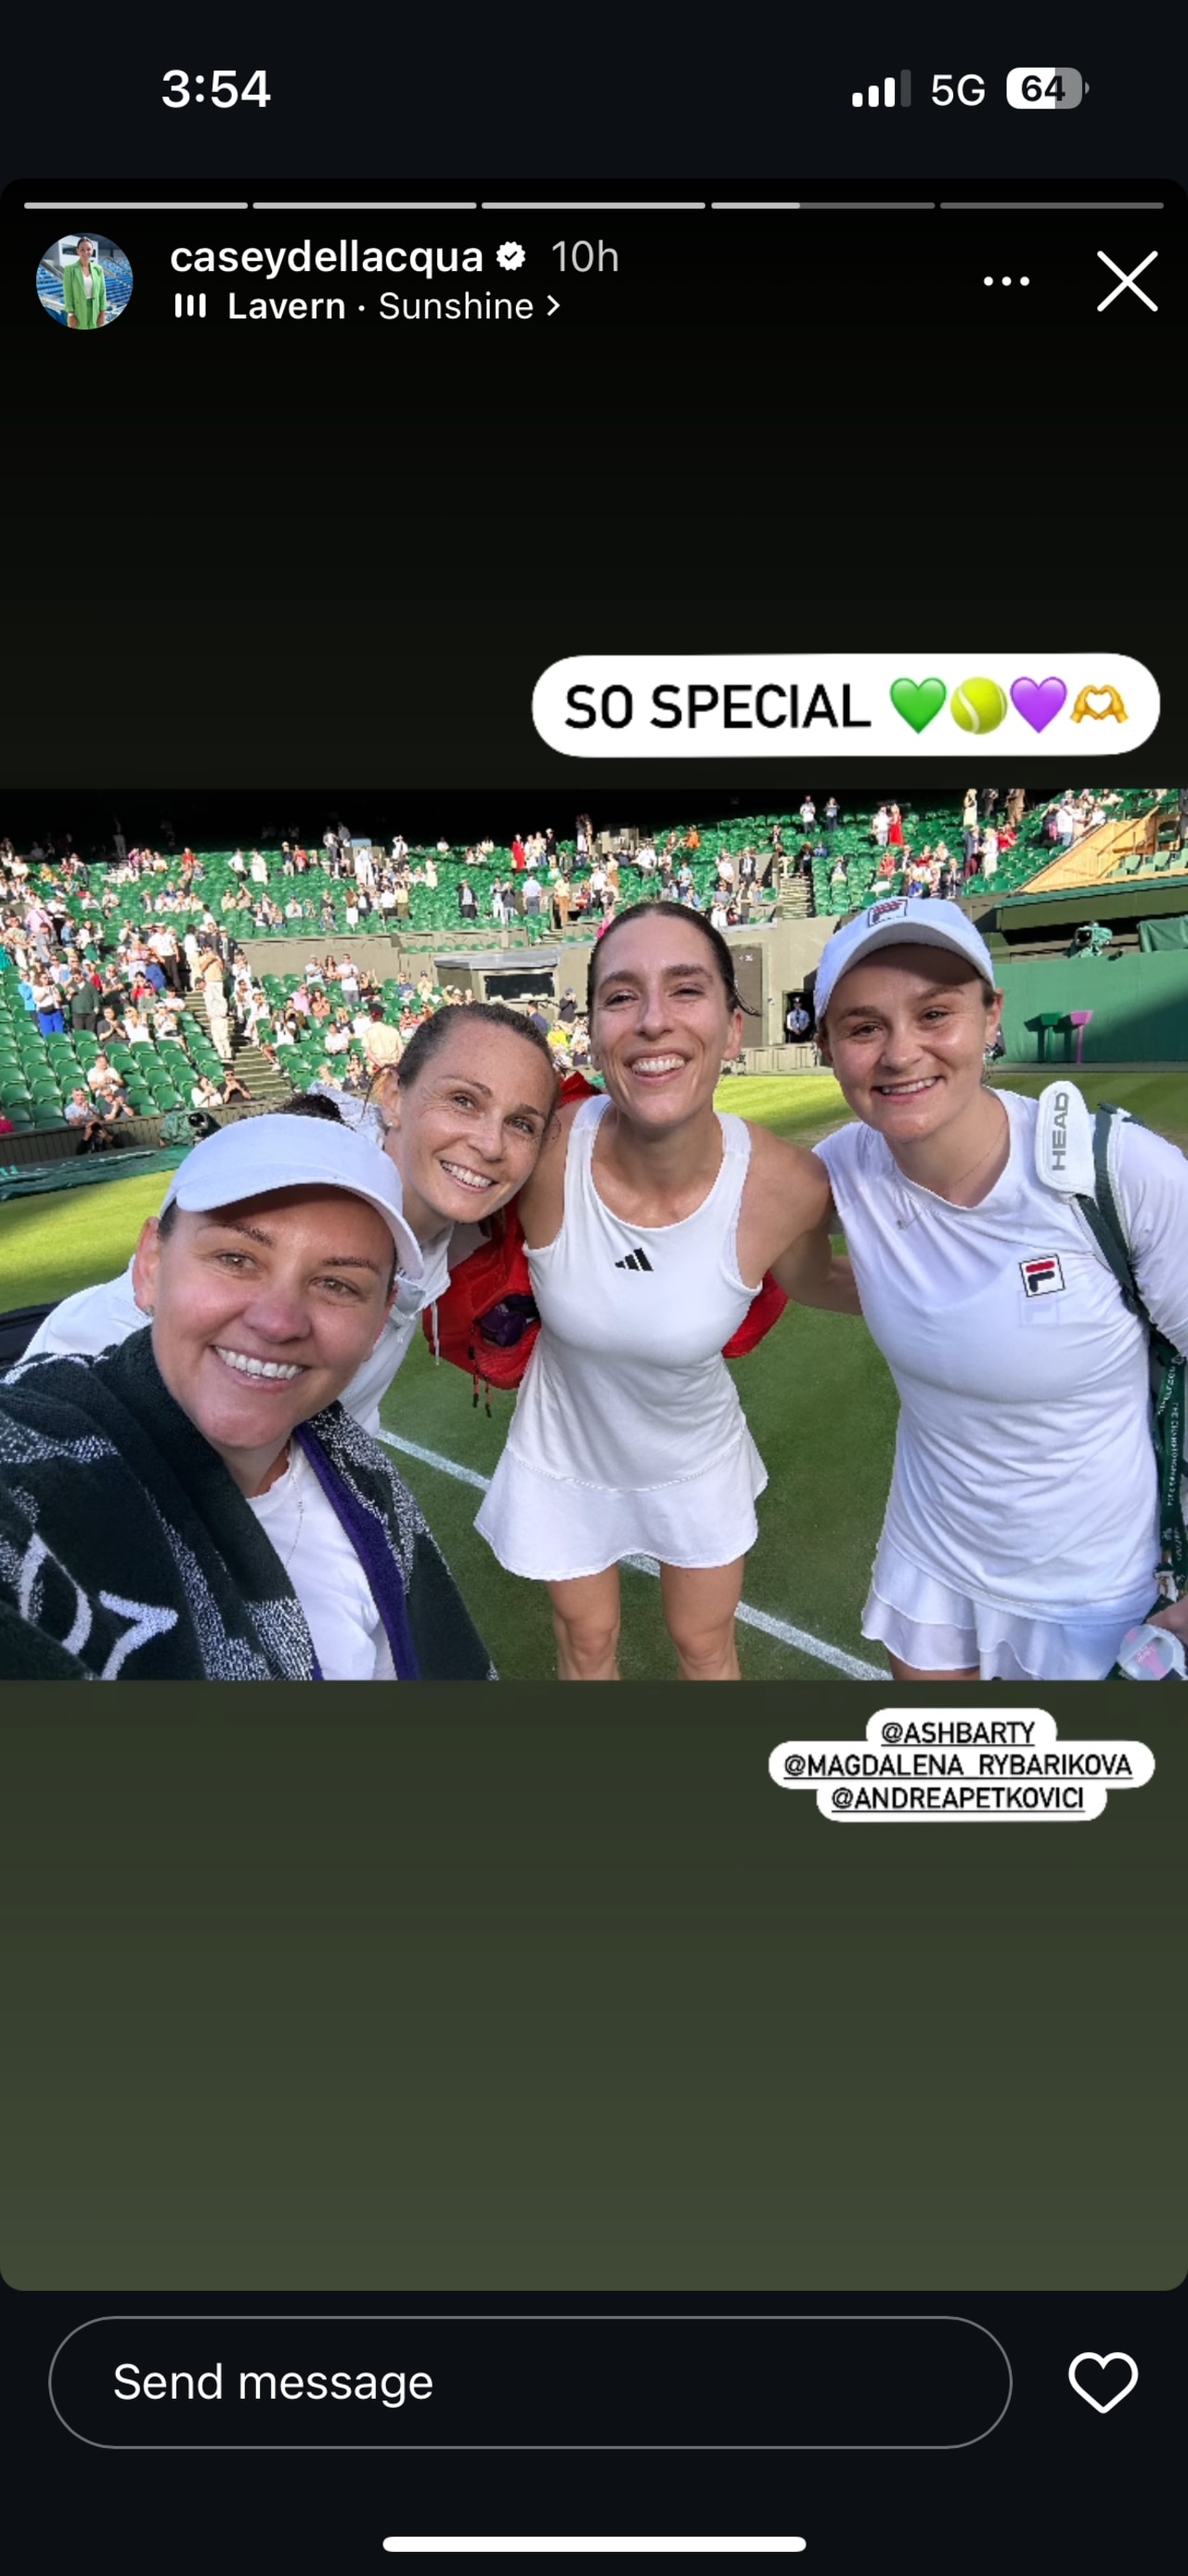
[890,676,948,734]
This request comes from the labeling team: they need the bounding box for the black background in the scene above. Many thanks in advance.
[0,6,1182,185]
[3,2280,1177,2566]
[3,180,1183,791]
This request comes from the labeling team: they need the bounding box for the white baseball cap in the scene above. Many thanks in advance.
[814,899,998,1022]
[159,1113,422,1282]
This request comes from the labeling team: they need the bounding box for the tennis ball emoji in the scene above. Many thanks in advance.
[950,676,1008,734]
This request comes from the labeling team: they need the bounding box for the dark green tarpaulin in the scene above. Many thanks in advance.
[1139,915,1188,951]
[0,1146,187,1201]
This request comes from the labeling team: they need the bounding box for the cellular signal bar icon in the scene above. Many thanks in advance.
[852,72,911,107]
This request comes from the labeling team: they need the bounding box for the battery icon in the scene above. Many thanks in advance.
[1006,67,1086,110]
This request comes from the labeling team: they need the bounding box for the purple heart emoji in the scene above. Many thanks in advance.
[1011,675,1067,732]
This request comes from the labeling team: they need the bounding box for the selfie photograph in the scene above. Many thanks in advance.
[3,785,1187,1683]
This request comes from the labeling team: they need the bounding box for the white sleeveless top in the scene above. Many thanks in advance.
[508,1094,759,1494]
[815,1091,1188,1621]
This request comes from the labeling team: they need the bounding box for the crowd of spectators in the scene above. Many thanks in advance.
[0,811,814,1135]
[859,789,1031,898]
[267,961,596,1086]
[813,785,1152,917]
[451,818,798,935]
[0,814,804,963]
[1040,788,1118,851]
[3,794,1154,1146]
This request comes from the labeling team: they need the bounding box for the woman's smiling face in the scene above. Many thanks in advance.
[381,1019,557,1238]
[589,912,742,1128]
[133,1184,396,1494]
[820,948,1001,1146]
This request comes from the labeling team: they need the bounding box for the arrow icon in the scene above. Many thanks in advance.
[547,295,560,317]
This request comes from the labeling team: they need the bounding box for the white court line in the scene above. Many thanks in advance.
[377,1430,887,1679]
[381,2545,807,2558]
[381,1431,492,1494]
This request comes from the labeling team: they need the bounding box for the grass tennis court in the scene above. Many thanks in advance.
[3,1069,1184,1681]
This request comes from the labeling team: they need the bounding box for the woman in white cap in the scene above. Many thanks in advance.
[24,1003,560,1437]
[810,897,1188,1679]
[474,901,847,1682]
[0,1118,492,1681]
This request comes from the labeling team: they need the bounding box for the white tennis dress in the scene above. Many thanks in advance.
[815,1091,1188,1678]
[475,1094,768,1579]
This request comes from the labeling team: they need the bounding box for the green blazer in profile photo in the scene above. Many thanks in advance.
[61,249,107,330]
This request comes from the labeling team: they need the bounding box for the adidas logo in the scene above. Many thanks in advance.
[614,1247,653,1273]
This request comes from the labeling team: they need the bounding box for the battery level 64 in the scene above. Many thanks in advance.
[1007,67,1087,109]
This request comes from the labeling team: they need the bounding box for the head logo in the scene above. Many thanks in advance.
[1050,1088,1069,1172]
[867,899,910,928]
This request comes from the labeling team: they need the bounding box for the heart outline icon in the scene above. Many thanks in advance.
[889,676,947,734]
[1067,2350,1139,2414]
[1011,675,1067,732]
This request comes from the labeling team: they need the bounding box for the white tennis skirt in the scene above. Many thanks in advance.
[475,1430,768,1582]
[863,1534,1156,1682]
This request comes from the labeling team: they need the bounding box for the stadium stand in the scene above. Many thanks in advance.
[3,793,1182,1143]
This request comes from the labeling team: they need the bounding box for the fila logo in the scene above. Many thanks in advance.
[1021,1254,1065,1297]
[614,1247,653,1272]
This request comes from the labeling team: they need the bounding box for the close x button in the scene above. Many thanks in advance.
[1096,249,1158,312]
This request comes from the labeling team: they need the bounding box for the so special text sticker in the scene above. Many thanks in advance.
[768,1710,1155,1822]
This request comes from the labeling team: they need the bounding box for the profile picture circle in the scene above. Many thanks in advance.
[37,232,133,330]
